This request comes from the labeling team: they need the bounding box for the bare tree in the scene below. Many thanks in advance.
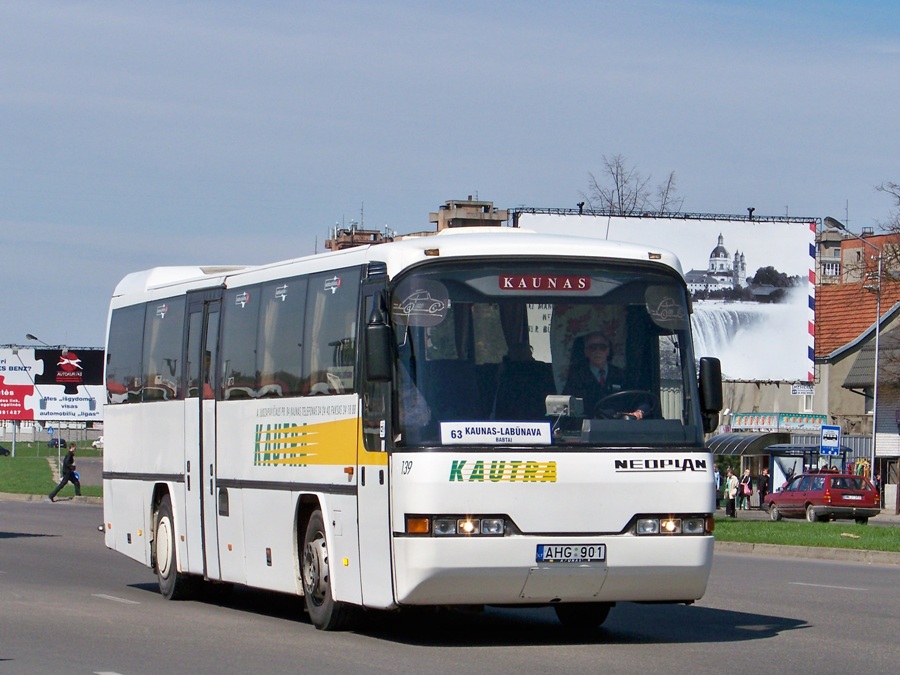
[583,154,684,214]
[656,170,685,213]
[874,181,900,274]
[876,181,900,229]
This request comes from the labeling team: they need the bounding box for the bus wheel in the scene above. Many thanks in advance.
[154,495,193,600]
[554,602,612,630]
[301,510,356,630]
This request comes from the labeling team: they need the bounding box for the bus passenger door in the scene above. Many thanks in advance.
[185,289,222,581]
[357,287,395,608]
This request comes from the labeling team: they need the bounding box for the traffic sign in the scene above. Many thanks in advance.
[820,424,841,456]
[47,426,54,436]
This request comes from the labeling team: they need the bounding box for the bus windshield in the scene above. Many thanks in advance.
[389,260,703,449]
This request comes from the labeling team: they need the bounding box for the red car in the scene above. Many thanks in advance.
[764,472,880,525]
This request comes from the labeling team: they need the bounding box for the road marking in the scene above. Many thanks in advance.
[92,593,140,605]
[789,582,868,591]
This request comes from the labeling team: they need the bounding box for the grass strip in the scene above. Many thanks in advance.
[714,517,900,553]
[0,441,102,498]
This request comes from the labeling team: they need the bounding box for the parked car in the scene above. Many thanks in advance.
[92,436,104,449]
[764,472,880,524]
[47,438,67,449]
[0,445,10,456]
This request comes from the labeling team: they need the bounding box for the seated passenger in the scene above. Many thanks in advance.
[492,343,555,420]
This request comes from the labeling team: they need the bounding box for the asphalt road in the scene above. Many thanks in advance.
[2,500,899,674]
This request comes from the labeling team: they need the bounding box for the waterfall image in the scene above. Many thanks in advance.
[691,288,809,381]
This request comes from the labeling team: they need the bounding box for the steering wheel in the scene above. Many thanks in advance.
[593,390,661,420]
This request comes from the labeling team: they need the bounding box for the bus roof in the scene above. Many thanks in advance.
[112,227,684,297]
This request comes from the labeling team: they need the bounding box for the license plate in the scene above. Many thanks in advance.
[536,544,606,563]
[843,494,863,501]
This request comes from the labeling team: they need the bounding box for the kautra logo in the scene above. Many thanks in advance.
[448,459,557,483]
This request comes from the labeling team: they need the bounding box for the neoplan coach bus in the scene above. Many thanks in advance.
[102,226,723,630]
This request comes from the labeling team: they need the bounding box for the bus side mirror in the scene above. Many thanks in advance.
[698,357,723,434]
[365,304,392,382]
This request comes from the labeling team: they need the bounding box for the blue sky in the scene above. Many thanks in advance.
[2,1,899,347]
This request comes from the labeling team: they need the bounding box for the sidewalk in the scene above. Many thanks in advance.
[718,504,900,525]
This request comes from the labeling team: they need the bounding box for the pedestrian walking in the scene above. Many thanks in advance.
[48,443,81,501]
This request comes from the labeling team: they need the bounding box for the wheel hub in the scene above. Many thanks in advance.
[303,534,329,605]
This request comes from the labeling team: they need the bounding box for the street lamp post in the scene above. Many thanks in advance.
[824,217,881,486]
[26,333,61,460]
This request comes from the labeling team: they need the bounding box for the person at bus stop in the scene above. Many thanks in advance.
[738,468,752,510]
[48,443,81,502]
[756,468,770,509]
[724,468,738,518]
[713,464,722,509]
[564,332,647,418]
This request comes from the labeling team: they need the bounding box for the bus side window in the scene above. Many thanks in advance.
[303,268,361,395]
[107,304,146,404]
[220,285,261,400]
[141,297,186,402]
[258,277,308,397]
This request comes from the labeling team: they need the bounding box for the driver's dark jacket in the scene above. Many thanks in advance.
[563,363,626,413]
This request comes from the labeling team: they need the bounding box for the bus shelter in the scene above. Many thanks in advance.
[707,433,851,506]
[763,443,852,491]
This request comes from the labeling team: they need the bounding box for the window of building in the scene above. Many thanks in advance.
[802,394,813,413]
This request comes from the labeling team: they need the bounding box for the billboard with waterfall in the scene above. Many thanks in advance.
[514,211,816,382]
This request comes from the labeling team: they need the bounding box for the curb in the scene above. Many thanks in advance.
[715,540,900,566]
[0,492,102,505]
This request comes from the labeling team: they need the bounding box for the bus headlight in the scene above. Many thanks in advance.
[480,518,505,535]
[636,518,660,535]
[406,515,506,536]
[635,515,711,535]
[433,518,458,536]
[682,517,706,534]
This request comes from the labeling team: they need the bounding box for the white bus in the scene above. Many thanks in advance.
[103,226,722,630]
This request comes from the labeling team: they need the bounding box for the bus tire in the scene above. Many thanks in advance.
[301,510,356,630]
[154,494,193,600]
[554,602,612,630]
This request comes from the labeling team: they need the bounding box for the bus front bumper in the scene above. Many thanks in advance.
[391,535,714,606]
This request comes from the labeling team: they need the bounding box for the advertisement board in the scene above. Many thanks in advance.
[514,212,816,382]
[0,347,104,421]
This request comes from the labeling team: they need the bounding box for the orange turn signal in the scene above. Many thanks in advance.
[406,516,431,534]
